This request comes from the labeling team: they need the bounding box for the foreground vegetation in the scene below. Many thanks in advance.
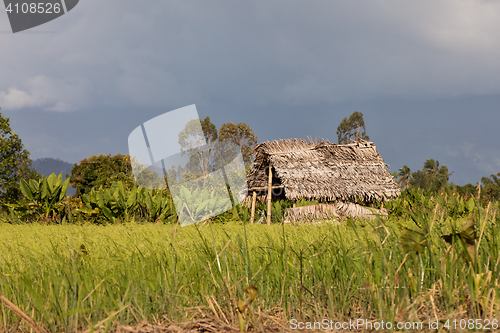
[1,190,499,332]
[1,110,499,331]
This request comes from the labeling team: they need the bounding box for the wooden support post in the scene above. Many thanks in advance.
[293,201,296,208]
[250,191,257,224]
[266,165,272,225]
[380,201,384,209]
[248,185,283,191]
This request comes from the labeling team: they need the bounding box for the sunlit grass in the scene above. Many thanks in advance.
[0,208,499,332]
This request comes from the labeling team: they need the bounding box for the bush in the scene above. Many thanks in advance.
[0,109,39,205]
[70,154,134,195]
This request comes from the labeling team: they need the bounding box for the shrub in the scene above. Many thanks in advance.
[70,154,134,195]
[0,109,39,204]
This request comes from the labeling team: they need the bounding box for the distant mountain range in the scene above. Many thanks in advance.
[32,158,76,195]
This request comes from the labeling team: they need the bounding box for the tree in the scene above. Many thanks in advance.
[423,159,453,192]
[409,169,430,190]
[455,183,477,198]
[336,111,370,144]
[178,116,218,149]
[423,159,439,175]
[398,165,411,188]
[177,118,258,177]
[407,159,453,193]
[177,117,215,177]
[70,154,133,195]
[438,165,453,182]
[0,108,39,204]
[481,172,500,201]
[218,122,257,168]
[200,116,218,145]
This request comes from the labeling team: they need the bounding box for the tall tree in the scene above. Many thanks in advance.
[0,108,39,203]
[336,111,370,144]
[178,117,216,177]
[409,169,430,190]
[423,159,439,175]
[438,165,453,182]
[398,165,411,188]
[177,118,257,176]
[455,183,477,198]
[200,116,218,145]
[408,159,453,193]
[481,172,500,201]
[218,122,257,168]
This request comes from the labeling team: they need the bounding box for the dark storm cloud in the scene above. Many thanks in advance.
[1,0,500,185]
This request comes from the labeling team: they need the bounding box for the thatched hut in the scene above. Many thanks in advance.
[245,138,400,224]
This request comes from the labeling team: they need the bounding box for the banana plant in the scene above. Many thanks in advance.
[173,186,231,224]
[136,188,174,223]
[79,181,137,222]
[19,173,70,220]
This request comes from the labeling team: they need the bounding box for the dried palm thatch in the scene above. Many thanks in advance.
[283,202,388,224]
[245,138,400,204]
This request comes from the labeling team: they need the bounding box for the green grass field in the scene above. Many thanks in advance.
[1,206,499,332]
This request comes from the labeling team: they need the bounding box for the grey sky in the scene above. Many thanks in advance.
[1,0,499,185]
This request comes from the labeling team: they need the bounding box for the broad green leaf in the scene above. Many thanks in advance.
[56,172,63,187]
[103,188,113,203]
[201,188,209,202]
[173,196,182,211]
[28,179,39,193]
[41,178,49,199]
[97,191,105,209]
[442,214,477,263]
[216,198,231,212]
[127,188,137,209]
[101,206,115,220]
[458,197,465,214]
[401,228,427,254]
[460,215,476,243]
[47,173,58,194]
[59,178,70,201]
[145,192,153,211]
[78,207,97,214]
[195,199,210,216]
[466,197,475,212]
[47,195,60,214]
[181,186,193,206]
[208,197,217,212]
[116,181,126,203]
[153,192,162,214]
[20,179,33,201]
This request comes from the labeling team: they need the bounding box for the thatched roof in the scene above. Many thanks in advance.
[283,202,388,224]
[245,138,400,203]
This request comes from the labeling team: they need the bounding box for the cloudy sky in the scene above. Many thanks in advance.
[1,0,500,185]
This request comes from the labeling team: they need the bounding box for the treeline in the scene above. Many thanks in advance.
[334,111,500,204]
[397,159,500,203]
[0,111,257,224]
[2,107,500,224]
[3,153,251,225]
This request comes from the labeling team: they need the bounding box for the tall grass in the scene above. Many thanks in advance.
[0,202,499,332]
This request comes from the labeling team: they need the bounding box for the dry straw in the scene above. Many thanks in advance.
[245,138,401,204]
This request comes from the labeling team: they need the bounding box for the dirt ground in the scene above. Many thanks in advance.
[2,317,478,333]
[111,317,286,333]
[0,317,296,333]
[104,318,491,333]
